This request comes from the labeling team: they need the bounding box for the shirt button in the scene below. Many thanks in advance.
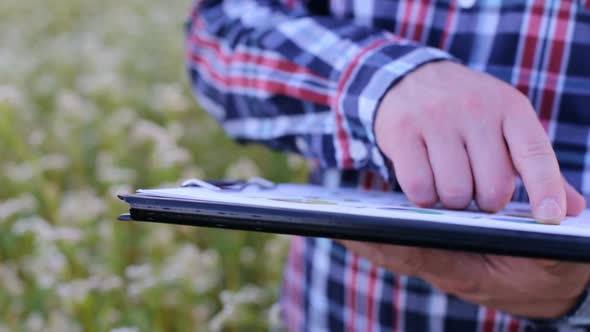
[458,0,476,9]
[350,140,368,161]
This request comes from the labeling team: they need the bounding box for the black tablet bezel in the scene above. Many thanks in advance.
[120,194,590,262]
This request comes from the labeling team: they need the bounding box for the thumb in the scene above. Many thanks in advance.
[564,178,586,216]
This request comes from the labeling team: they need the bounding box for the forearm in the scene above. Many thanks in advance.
[186,0,454,177]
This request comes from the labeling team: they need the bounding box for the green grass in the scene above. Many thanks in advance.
[0,0,307,330]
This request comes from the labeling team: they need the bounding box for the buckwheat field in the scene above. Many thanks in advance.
[0,0,308,331]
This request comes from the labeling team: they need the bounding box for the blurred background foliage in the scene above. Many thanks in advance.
[0,0,308,330]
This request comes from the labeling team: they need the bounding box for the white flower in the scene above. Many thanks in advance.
[180,166,206,182]
[225,158,260,179]
[3,162,35,182]
[160,244,220,292]
[108,184,133,198]
[24,243,67,288]
[232,285,267,305]
[59,189,106,223]
[151,83,190,113]
[125,264,153,280]
[264,235,290,259]
[149,7,173,25]
[268,302,284,329]
[102,107,138,135]
[82,44,123,74]
[13,216,52,241]
[160,244,199,282]
[0,264,24,296]
[55,89,97,122]
[239,246,256,265]
[0,84,24,107]
[145,224,174,249]
[97,221,115,244]
[57,280,93,302]
[28,129,46,147]
[53,226,84,242]
[192,250,221,292]
[99,276,123,291]
[129,120,190,168]
[111,327,139,332]
[0,324,11,332]
[76,71,123,95]
[96,153,137,184]
[51,120,75,143]
[32,74,58,96]
[209,285,268,331]
[57,275,123,302]
[157,146,190,168]
[25,312,44,332]
[192,305,212,323]
[287,154,306,170]
[0,193,37,220]
[127,276,157,298]
[46,310,81,332]
[39,154,70,172]
[129,120,169,145]
[208,301,236,332]
[106,310,121,325]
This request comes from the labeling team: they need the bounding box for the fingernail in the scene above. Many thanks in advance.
[537,198,562,223]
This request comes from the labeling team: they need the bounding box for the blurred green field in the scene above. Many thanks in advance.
[0,0,308,330]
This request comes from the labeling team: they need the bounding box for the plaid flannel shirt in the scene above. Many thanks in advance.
[186,0,590,330]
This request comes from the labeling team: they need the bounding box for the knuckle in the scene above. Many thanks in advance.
[419,100,448,121]
[520,139,553,159]
[392,111,417,131]
[404,178,435,205]
[477,180,515,212]
[414,196,438,208]
[470,113,497,133]
[463,90,486,112]
[514,137,556,168]
[440,184,472,209]
[512,92,535,113]
[504,89,534,116]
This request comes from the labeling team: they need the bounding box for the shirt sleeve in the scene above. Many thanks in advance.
[186,0,454,181]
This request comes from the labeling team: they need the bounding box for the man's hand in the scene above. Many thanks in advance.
[375,61,586,221]
[341,241,590,319]
[352,61,590,319]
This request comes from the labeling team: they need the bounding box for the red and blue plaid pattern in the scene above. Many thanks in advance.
[186,0,590,330]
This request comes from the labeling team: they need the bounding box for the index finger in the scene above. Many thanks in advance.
[502,103,565,224]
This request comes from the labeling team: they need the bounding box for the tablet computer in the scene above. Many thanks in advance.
[119,182,590,262]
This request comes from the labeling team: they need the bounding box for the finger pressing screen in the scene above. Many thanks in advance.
[502,106,565,224]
